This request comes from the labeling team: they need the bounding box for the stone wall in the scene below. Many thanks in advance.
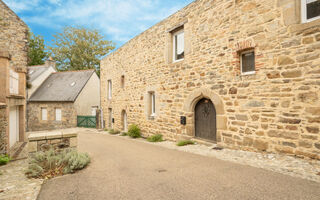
[27,102,77,132]
[101,0,320,159]
[0,0,28,72]
[0,106,7,154]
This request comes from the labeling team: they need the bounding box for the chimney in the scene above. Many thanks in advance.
[45,57,56,68]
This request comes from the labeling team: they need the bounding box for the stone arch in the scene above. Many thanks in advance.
[184,88,224,115]
[183,88,226,141]
[121,109,128,132]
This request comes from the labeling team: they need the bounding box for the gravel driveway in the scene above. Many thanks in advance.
[37,131,320,200]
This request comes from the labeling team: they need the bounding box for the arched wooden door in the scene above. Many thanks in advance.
[195,98,216,141]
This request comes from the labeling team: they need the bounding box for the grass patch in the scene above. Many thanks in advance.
[147,134,164,142]
[176,140,195,146]
[25,148,90,179]
[0,154,10,165]
[109,129,120,135]
[120,132,127,136]
[127,124,141,138]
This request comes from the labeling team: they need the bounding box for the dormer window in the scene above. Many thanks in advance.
[173,28,184,62]
[301,0,320,23]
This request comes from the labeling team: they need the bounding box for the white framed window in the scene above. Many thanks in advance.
[91,106,98,116]
[9,69,19,95]
[55,108,61,121]
[41,108,47,121]
[173,29,184,62]
[301,0,320,23]
[149,92,156,116]
[240,50,255,75]
[107,80,112,99]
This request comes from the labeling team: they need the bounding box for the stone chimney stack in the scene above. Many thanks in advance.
[45,57,56,68]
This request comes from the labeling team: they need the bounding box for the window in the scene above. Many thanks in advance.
[302,0,320,23]
[108,80,112,99]
[91,106,98,116]
[55,108,61,121]
[173,29,184,62]
[149,92,156,116]
[41,108,47,121]
[240,50,255,75]
[121,75,125,88]
[9,69,19,95]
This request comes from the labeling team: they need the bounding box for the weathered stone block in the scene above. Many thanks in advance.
[281,70,302,78]
[253,140,268,151]
[278,56,295,65]
[283,141,296,148]
[306,126,319,134]
[297,92,318,103]
[70,137,77,147]
[244,100,264,108]
[28,141,37,153]
[299,141,312,148]
[279,117,301,124]
[305,107,320,115]
[236,114,248,121]
[267,71,280,79]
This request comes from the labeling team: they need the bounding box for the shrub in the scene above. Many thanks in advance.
[147,134,164,142]
[104,128,109,132]
[25,148,90,179]
[127,124,141,138]
[120,132,127,136]
[176,140,195,146]
[109,129,120,135]
[0,154,10,165]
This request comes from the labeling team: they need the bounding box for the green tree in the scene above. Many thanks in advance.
[48,26,115,75]
[28,32,48,66]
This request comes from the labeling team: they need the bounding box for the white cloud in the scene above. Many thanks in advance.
[3,0,193,46]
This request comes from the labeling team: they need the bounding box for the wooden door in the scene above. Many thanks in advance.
[195,98,216,141]
[9,106,19,147]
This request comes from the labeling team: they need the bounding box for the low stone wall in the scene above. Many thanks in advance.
[28,129,77,153]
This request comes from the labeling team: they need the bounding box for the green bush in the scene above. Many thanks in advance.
[109,129,120,135]
[104,128,109,132]
[25,148,90,179]
[0,154,10,165]
[120,132,127,136]
[176,140,195,146]
[147,134,164,142]
[127,124,141,138]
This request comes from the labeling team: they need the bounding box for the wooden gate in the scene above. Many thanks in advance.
[77,116,96,128]
[195,98,216,141]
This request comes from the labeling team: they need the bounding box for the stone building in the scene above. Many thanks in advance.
[27,70,100,131]
[0,0,28,154]
[101,0,320,159]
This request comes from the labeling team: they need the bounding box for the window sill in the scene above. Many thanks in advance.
[241,71,256,76]
[289,18,320,33]
[148,115,156,120]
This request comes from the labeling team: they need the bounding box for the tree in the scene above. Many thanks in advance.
[28,32,48,66]
[48,26,115,75]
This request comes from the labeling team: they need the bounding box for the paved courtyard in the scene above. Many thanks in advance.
[37,130,320,200]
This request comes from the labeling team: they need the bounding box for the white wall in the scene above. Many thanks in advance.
[74,72,100,116]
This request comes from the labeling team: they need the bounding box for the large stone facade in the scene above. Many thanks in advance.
[0,1,28,154]
[101,0,320,159]
[27,102,77,132]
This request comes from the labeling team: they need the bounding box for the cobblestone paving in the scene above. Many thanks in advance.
[0,159,43,200]
[98,130,320,183]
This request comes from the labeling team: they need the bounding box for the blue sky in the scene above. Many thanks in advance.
[3,0,194,48]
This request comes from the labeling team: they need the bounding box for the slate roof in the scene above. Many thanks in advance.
[28,65,53,82]
[29,70,95,102]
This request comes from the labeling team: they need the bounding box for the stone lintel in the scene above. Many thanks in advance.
[0,51,11,60]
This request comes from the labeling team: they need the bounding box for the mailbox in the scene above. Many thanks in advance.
[180,116,186,125]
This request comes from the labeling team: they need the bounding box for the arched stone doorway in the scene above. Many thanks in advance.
[121,110,128,132]
[183,88,226,142]
[195,98,216,141]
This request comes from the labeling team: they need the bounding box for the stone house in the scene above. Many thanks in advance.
[101,0,320,159]
[27,70,100,131]
[27,59,57,99]
[0,0,28,154]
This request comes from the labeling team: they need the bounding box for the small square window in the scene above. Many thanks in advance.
[173,29,184,62]
[240,50,255,75]
[302,0,320,23]
[55,108,61,121]
[41,108,47,121]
